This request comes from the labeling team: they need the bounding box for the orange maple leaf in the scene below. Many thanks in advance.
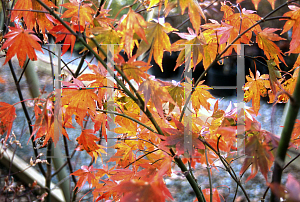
[219,5,261,55]
[136,22,177,72]
[108,141,137,168]
[62,78,99,127]
[1,26,44,67]
[60,0,95,25]
[291,119,300,148]
[256,28,286,67]
[281,5,300,54]
[49,21,84,55]
[200,188,222,202]
[0,102,17,142]
[114,54,151,84]
[179,0,206,33]
[113,178,173,202]
[276,68,299,103]
[243,69,270,116]
[191,81,214,113]
[117,8,148,57]
[160,118,205,156]
[71,165,98,192]
[10,0,56,32]
[172,27,209,70]
[29,98,70,147]
[76,129,106,161]
[138,77,176,118]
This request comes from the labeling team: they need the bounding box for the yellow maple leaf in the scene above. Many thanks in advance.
[136,22,178,72]
[243,69,270,116]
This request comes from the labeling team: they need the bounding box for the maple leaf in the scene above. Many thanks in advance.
[0,102,17,142]
[236,0,276,10]
[167,82,185,112]
[190,80,214,113]
[114,54,151,84]
[90,112,108,141]
[200,188,222,202]
[136,22,177,72]
[179,0,206,33]
[291,119,300,148]
[62,78,99,127]
[94,4,115,28]
[160,118,205,156]
[10,0,56,32]
[240,131,275,182]
[172,27,208,70]
[138,77,176,118]
[83,26,121,58]
[281,5,300,54]
[60,0,95,25]
[117,8,148,57]
[276,68,299,103]
[269,174,300,202]
[71,165,98,192]
[219,5,261,55]
[114,111,140,136]
[29,98,70,147]
[108,141,137,168]
[1,26,44,67]
[256,28,286,67]
[113,178,173,202]
[49,21,84,56]
[76,129,106,161]
[77,61,108,103]
[243,69,270,116]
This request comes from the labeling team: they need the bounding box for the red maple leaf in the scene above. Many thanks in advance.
[29,98,70,147]
[113,178,173,202]
[50,21,84,56]
[160,118,205,156]
[76,129,106,161]
[0,102,17,142]
[1,26,44,67]
[71,165,98,192]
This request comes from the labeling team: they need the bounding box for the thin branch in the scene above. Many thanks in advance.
[45,142,52,202]
[124,149,159,168]
[205,146,213,202]
[41,46,76,78]
[96,109,158,134]
[51,143,78,178]
[6,8,49,13]
[8,60,46,177]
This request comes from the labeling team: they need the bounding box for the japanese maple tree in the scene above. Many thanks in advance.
[1,0,300,202]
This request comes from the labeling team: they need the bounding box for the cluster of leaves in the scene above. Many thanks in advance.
[1,0,300,201]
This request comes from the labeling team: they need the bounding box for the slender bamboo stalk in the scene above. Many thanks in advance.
[270,68,300,201]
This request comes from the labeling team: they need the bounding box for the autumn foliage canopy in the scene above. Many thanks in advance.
[1,0,300,201]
